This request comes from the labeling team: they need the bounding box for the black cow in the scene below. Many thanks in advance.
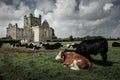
[43,43,63,50]
[65,37,108,65]
[67,43,79,48]
[26,43,41,50]
[10,42,16,47]
[112,42,120,47]
[10,41,21,47]
[70,43,80,48]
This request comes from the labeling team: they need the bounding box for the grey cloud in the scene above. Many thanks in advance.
[51,0,120,38]
[0,1,31,37]
[0,0,120,38]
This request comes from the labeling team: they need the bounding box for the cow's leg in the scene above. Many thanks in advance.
[100,52,107,66]
[86,55,93,62]
[70,60,80,70]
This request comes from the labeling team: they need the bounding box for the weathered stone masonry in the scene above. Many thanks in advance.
[6,13,56,42]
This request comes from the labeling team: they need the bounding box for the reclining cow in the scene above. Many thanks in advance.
[26,43,41,50]
[66,43,80,49]
[112,42,120,47]
[55,51,92,70]
[43,43,63,50]
[10,41,21,47]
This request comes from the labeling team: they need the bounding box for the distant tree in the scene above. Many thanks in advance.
[84,35,91,40]
[69,35,74,41]
[52,36,57,39]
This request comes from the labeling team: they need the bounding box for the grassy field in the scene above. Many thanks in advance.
[0,41,120,80]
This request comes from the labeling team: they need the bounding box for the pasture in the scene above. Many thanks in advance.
[0,41,120,80]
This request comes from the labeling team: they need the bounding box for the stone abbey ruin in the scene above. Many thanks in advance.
[6,13,56,42]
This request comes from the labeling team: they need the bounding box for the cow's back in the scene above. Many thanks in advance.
[76,37,108,55]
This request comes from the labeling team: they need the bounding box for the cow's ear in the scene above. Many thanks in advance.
[59,50,62,54]
[61,51,64,57]
[61,52,66,60]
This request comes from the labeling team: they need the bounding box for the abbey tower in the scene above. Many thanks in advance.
[6,13,56,42]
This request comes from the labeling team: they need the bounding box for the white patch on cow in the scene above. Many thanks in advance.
[77,60,82,62]
[10,45,13,47]
[66,44,70,48]
[70,60,80,70]
[55,51,62,60]
[33,47,35,50]
[69,45,73,49]
[21,39,28,44]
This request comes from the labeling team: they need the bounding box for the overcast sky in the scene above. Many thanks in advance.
[0,0,120,38]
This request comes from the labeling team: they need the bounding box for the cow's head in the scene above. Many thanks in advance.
[55,51,65,61]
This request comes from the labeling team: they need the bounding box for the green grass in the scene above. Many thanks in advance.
[0,41,120,80]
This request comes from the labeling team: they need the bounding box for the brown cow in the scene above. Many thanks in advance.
[55,51,92,70]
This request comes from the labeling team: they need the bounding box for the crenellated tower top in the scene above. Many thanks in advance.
[24,13,42,27]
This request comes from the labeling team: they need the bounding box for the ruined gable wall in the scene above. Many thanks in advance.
[6,24,17,39]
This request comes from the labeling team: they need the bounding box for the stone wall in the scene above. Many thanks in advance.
[23,26,33,42]
[16,28,24,40]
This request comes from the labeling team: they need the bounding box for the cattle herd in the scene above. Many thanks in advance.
[0,40,63,50]
[0,37,119,70]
